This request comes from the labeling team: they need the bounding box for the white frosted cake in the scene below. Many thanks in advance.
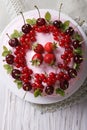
[1,8,87,103]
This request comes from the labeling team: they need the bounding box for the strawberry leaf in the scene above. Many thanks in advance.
[61,20,70,31]
[26,18,36,25]
[53,42,58,49]
[14,79,22,89]
[34,89,41,97]
[45,12,51,22]
[56,88,65,96]
[31,59,40,66]
[3,64,13,74]
[32,43,38,50]
[10,30,23,38]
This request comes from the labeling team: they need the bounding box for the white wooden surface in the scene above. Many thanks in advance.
[0,86,87,130]
[0,0,87,130]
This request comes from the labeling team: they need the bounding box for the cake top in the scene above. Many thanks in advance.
[2,7,83,97]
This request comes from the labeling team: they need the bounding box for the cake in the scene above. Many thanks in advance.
[1,7,85,98]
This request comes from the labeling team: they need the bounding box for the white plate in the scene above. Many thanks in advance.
[0,9,87,104]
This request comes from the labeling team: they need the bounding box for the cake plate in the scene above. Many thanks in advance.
[0,9,87,104]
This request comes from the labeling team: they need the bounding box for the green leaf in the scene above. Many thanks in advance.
[34,89,41,97]
[45,12,51,22]
[3,64,13,74]
[10,30,23,38]
[2,50,12,57]
[3,46,8,51]
[74,48,82,55]
[14,80,22,89]
[73,32,82,41]
[26,18,36,25]
[73,63,80,71]
[56,88,65,96]
[2,46,12,57]
[26,19,32,24]
[61,20,70,31]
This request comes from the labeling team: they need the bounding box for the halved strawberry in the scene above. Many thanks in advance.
[31,53,43,66]
[44,53,56,65]
[44,42,57,53]
[32,43,44,53]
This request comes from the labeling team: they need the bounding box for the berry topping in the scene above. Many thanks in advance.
[22,24,32,34]
[32,43,44,53]
[60,79,69,90]
[23,82,32,91]
[44,53,56,65]
[6,54,14,64]
[65,27,74,36]
[34,5,46,26]
[45,86,54,95]
[68,68,77,78]
[9,38,20,47]
[36,18,46,26]
[32,53,43,66]
[44,42,57,53]
[53,3,63,29]
[20,12,32,34]
[53,20,62,28]
[74,55,83,64]
[72,40,81,49]
[11,69,21,79]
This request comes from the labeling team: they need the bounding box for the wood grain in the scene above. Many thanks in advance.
[0,86,87,130]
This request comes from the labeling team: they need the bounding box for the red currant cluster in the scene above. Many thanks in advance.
[14,45,28,68]
[20,29,36,44]
[21,67,33,83]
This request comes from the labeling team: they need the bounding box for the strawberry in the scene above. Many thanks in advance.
[44,53,56,65]
[44,42,57,53]
[32,43,44,53]
[31,53,43,66]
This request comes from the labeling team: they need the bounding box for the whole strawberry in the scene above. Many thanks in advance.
[31,53,43,66]
[44,42,57,53]
[32,43,44,54]
[44,53,56,65]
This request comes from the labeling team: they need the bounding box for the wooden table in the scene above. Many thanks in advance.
[0,85,87,130]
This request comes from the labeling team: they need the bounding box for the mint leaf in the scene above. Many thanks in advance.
[26,19,32,24]
[2,50,12,57]
[3,46,8,51]
[10,30,23,38]
[73,32,82,41]
[2,51,9,57]
[34,89,41,97]
[61,20,70,31]
[14,80,22,89]
[56,88,65,96]
[73,63,80,71]
[45,12,51,22]
[74,48,82,55]
[26,18,36,25]
[3,64,13,74]
[2,46,12,57]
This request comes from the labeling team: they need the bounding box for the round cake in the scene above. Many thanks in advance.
[0,9,87,104]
